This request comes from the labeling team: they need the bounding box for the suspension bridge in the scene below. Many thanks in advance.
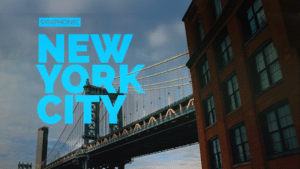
[37,52,198,169]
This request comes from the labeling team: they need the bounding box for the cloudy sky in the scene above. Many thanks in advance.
[0,0,202,168]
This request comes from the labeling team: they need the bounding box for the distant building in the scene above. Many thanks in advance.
[18,162,32,169]
[182,0,299,168]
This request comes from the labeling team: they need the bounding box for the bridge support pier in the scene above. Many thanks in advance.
[111,163,125,169]
[116,163,125,169]
[82,159,88,169]
[93,162,125,169]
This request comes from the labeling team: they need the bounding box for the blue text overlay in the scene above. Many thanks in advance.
[39,18,81,27]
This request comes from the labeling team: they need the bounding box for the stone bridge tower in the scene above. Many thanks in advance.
[35,126,48,169]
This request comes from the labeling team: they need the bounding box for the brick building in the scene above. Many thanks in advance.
[182,0,299,168]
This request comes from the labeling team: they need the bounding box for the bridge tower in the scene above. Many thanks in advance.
[82,79,122,144]
[82,79,122,169]
[35,126,48,169]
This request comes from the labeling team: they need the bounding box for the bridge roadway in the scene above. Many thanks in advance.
[45,94,198,169]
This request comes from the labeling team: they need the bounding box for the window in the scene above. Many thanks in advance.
[209,137,222,169]
[197,54,210,89]
[208,0,223,24]
[203,94,216,127]
[247,0,266,35]
[249,41,283,94]
[198,19,205,42]
[230,123,251,164]
[222,73,241,113]
[214,0,223,20]
[239,0,267,42]
[261,102,299,156]
[214,29,233,70]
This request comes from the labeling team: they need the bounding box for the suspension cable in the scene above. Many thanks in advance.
[129,82,192,92]
[113,52,188,79]
[113,65,186,85]
[46,92,84,160]
[129,76,191,89]
[70,132,84,152]
[51,109,84,161]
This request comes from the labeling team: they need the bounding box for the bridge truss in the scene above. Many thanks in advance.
[44,51,195,168]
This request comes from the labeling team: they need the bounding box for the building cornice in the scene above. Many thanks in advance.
[186,0,241,69]
[182,0,196,21]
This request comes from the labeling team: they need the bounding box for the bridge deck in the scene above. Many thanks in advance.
[45,94,198,169]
